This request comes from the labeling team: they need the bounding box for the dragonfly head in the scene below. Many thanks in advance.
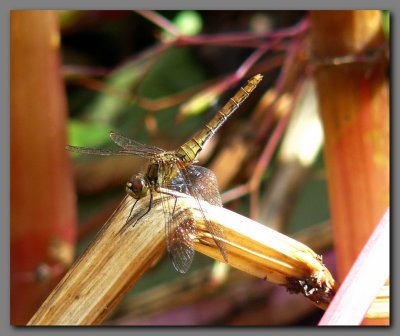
[126,175,149,199]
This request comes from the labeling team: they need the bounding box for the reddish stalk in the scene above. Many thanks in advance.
[135,10,181,36]
[135,10,310,50]
[310,10,389,282]
[234,44,275,80]
[11,10,77,325]
[256,38,306,143]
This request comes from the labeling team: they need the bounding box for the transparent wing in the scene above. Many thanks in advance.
[164,164,227,268]
[184,165,223,207]
[109,131,164,154]
[65,144,160,159]
[66,145,137,156]
[160,163,195,274]
[178,165,227,262]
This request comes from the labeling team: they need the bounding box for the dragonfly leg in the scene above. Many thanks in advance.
[119,193,153,234]
[131,192,154,228]
[119,198,139,233]
[142,191,154,220]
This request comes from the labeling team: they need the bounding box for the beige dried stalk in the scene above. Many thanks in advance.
[28,191,336,325]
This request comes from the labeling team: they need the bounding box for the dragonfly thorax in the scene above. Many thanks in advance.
[126,174,150,199]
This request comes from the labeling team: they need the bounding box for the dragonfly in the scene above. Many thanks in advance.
[66,74,263,273]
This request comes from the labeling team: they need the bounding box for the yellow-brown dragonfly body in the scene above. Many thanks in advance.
[66,74,263,273]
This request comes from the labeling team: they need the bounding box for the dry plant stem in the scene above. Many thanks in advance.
[112,220,332,324]
[175,194,336,310]
[28,196,165,326]
[364,281,389,321]
[29,191,335,325]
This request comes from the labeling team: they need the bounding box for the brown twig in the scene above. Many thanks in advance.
[28,190,335,325]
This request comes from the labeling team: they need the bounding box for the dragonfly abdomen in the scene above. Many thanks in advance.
[176,74,263,164]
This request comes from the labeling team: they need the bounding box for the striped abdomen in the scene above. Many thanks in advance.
[176,74,263,164]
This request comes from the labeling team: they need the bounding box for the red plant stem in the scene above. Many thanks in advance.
[116,14,309,87]
[116,41,170,72]
[135,10,181,36]
[195,22,307,41]
[136,10,309,50]
[318,208,389,325]
[63,65,111,78]
[176,37,290,49]
[197,45,273,105]
[221,183,251,204]
[177,15,310,46]
[221,75,305,207]
[235,45,273,80]
[256,38,304,143]
[249,78,304,219]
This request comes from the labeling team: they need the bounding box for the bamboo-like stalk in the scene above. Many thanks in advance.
[28,191,336,325]
[11,10,76,324]
[310,10,389,280]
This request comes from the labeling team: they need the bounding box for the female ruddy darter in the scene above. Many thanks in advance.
[66,74,263,273]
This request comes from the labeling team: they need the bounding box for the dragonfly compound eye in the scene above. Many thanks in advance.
[126,176,149,199]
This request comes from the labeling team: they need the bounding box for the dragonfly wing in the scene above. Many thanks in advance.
[160,163,195,274]
[65,145,136,156]
[66,144,159,159]
[184,165,222,207]
[177,165,228,263]
[109,131,164,154]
